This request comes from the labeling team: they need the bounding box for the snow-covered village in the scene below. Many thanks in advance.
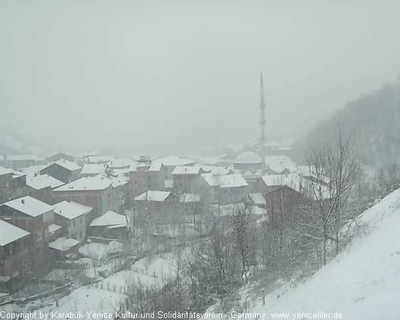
[1,1,400,320]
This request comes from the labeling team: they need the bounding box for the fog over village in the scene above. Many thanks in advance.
[1,1,400,319]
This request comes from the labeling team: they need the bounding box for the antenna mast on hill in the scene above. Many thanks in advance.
[259,72,267,173]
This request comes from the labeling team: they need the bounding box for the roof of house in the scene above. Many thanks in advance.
[53,201,92,220]
[179,193,201,203]
[264,156,297,174]
[1,196,53,217]
[147,161,163,172]
[135,190,176,202]
[47,223,62,234]
[0,166,13,176]
[89,211,128,228]
[172,166,202,175]
[109,158,136,169]
[201,173,248,188]
[87,155,115,164]
[151,155,195,167]
[54,175,113,192]
[261,173,303,193]
[248,193,266,205]
[26,174,64,190]
[0,219,30,246]
[49,237,80,252]
[81,163,106,175]
[22,165,47,177]
[41,160,81,173]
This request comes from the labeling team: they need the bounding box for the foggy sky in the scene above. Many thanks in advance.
[1,1,400,156]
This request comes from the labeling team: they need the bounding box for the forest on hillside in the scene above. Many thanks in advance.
[294,76,400,170]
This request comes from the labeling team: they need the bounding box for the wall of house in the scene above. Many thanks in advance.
[0,207,55,276]
[68,216,86,242]
[0,236,31,278]
[40,164,79,183]
[54,214,87,243]
[173,174,198,194]
[264,185,304,228]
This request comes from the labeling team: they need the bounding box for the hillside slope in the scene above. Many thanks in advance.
[294,77,400,168]
[249,189,400,319]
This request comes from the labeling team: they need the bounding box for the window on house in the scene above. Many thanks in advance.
[37,232,42,242]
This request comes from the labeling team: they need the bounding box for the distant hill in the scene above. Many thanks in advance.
[295,76,400,168]
[0,126,42,155]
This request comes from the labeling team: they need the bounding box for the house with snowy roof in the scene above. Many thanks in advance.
[0,196,55,275]
[46,152,75,163]
[0,219,31,284]
[134,191,179,226]
[0,155,45,170]
[0,166,28,204]
[40,159,81,183]
[53,201,93,242]
[190,173,249,205]
[89,210,129,239]
[53,175,125,219]
[26,174,64,204]
[172,166,207,194]
[128,160,167,199]
[150,155,195,180]
[80,163,107,177]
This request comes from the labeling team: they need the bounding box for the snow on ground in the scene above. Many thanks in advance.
[132,252,177,279]
[244,188,400,320]
[79,241,122,261]
[38,286,124,314]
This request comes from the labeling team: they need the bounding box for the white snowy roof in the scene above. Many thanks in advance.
[47,223,62,234]
[201,173,248,188]
[135,191,176,202]
[248,193,266,205]
[50,160,81,172]
[0,166,13,176]
[89,211,128,228]
[148,161,163,172]
[87,155,114,164]
[234,151,262,164]
[53,201,92,220]
[211,166,233,175]
[2,196,53,217]
[49,237,80,252]
[261,173,303,193]
[172,166,202,175]
[109,158,136,169]
[264,156,297,173]
[81,163,106,175]
[22,165,46,177]
[179,193,201,203]
[0,219,30,246]
[27,174,64,190]
[54,175,113,192]
[152,155,195,167]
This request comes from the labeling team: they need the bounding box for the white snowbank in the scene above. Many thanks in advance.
[246,188,400,320]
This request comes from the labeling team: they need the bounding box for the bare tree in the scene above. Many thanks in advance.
[302,130,361,265]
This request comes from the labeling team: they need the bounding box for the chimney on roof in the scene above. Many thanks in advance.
[21,199,25,204]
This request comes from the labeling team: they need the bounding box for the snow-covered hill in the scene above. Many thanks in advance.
[248,189,400,320]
